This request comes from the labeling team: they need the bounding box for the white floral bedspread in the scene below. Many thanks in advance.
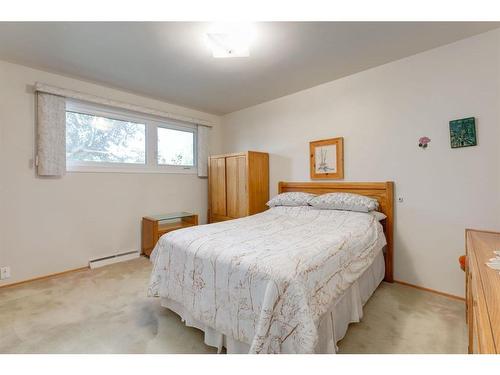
[148,206,386,353]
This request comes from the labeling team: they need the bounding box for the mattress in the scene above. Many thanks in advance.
[148,206,387,353]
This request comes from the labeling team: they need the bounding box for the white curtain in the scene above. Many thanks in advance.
[197,125,210,177]
[36,93,66,177]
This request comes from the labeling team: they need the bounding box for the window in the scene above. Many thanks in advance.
[66,112,146,164]
[65,101,197,173]
[157,127,194,166]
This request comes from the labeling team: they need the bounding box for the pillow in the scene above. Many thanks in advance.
[309,192,379,212]
[266,192,316,207]
[370,211,387,221]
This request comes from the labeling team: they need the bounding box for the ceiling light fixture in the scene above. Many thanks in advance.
[205,23,255,58]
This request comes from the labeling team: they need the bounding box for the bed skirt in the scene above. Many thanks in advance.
[160,249,385,354]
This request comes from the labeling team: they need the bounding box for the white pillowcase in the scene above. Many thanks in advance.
[266,192,316,207]
[370,211,387,221]
[309,192,379,213]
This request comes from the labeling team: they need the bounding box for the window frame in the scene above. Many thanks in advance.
[65,100,197,174]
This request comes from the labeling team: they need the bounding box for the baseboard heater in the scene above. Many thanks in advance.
[89,250,140,269]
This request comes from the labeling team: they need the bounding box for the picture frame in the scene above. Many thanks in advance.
[309,137,344,180]
[449,117,477,148]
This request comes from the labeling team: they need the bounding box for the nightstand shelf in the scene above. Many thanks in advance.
[141,212,198,257]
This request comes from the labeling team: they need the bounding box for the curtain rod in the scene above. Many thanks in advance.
[34,82,213,127]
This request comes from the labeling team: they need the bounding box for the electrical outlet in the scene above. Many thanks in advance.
[0,266,11,280]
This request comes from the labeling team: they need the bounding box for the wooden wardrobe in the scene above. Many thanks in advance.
[208,151,269,223]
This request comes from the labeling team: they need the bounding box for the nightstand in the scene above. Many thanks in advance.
[141,212,198,257]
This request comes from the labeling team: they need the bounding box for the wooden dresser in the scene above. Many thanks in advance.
[465,229,500,354]
[208,151,269,223]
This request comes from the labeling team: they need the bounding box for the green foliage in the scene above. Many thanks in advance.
[66,111,146,164]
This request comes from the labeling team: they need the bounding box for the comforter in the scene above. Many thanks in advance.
[148,206,386,353]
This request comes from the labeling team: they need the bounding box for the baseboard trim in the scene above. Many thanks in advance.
[0,266,89,289]
[89,250,140,269]
[394,280,465,302]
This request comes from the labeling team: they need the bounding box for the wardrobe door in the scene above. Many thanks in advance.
[226,155,247,218]
[209,157,227,217]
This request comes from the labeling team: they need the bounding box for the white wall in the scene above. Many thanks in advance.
[0,60,222,286]
[2,30,499,296]
[222,30,500,297]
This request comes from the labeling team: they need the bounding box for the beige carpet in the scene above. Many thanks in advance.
[0,257,467,354]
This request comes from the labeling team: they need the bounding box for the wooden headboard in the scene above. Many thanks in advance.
[278,181,394,282]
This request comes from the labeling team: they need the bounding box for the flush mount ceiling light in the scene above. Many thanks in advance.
[205,23,255,58]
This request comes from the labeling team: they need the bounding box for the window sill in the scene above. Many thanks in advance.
[67,164,197,175]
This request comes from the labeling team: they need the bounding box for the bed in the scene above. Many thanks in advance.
[148,181,394,354]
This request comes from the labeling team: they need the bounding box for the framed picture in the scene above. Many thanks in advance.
[309,137,344,180]
[449,117,477,148]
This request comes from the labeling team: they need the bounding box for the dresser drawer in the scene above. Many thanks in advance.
[465,229,499,354]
